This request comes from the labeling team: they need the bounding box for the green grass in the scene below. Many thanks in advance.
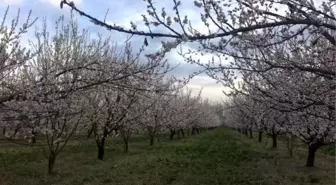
[0,129,335,185]
[321,144,336,156]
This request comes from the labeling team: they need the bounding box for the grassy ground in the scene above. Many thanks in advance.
[0,128,335,185]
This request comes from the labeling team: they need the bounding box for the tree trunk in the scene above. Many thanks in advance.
[124,140,129,153]
[121,129,131,153]
[272,134,277,148]
[48,152,56,175]
[31,131,37,144]
[87,127,93,138]
[177,130,181,139]
[289,146,293,157]
[169,129,175,140]
[97,145,105,160]
[285,135,295,157]
[249,128,253,138]
[306,143,321,167]
[244,129,248,136]
[31,136,37,144]
[258,131,262,142]
[180,129,185,137]
[13,128,19,137]
[114,129,119,136]
[96,138,105,160]
[149,134,154,146]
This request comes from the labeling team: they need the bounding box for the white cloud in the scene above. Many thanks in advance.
[185,75,229,102]
[39,0,82,8]
[106,12,145,31]
[1,0,24,6]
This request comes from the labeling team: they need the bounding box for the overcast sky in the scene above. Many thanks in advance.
[0,0,228,102]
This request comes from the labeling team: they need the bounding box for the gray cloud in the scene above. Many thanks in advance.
[1,0,228,102]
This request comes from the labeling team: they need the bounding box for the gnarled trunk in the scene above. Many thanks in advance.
[258,131,262,142]
[169,129,175,140]
[31,136,37,144]
[48,152,56,175]
[120,129,130,153]
[97,144,105,160]
[249,128,253,138]
[272,134,277,148]
[149,134,154,146]
[180,129,185,137]
[124,140,129,153]
[306,143,321,167]
[284,135,296,157]
[191,128,195,135]
[96,138,106,160]
[31,131,37,144]
[87,127,93,138]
